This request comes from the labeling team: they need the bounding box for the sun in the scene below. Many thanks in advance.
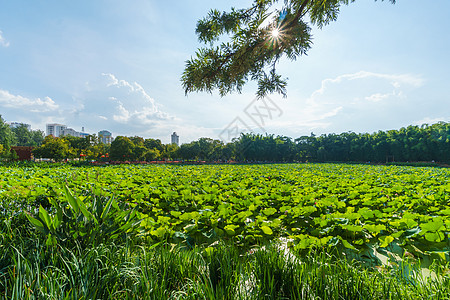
[271,28,280,39]
[266,24,286,48]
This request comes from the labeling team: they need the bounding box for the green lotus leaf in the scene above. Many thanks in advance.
[378,235,394,248]
[261,225,273,235]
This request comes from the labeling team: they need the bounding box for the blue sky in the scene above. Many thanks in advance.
[0,0,449,144]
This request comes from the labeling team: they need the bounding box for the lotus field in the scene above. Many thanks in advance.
[1,163,449,298]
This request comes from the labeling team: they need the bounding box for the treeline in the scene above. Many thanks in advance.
[0,117,45,148]
[31,135,179,162]
[18,122,450,163]
[295,122,450,163]
[178,122,450,163]
[0,116,45,159]
[2,113,450,163]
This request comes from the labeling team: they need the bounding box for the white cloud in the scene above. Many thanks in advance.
[310,71,423,105]
[336,71,424,88]
[256,70,427,137]
[69,73,178,139]
[0,31,9,47]
[364,90,404,102]
[414,117,448,126]
[0,89,65,132]
[0,89,59,112]
[301,71,426,133]
[100,73,171,120]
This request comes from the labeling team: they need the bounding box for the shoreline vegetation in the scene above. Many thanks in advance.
[3,117,450,166]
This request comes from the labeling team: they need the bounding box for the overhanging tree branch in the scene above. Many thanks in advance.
[182,0,395,99]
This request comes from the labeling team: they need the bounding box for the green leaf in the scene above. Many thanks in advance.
[184,223,197,233]
[26,213,45,232]
[64,185,80,214]
[53,207,63,230]
[358,208,375,219]
[421,219,444,233]
[342,224,363,232]
[151,227,167,238]
[170,211,182,218]
[424,232,445,242]
[261,225,273,235]
[404,227,421,238]
[378,235,394,248]
[294,234,315,250]
[340,238,356,250]
[46,234,57,247]
[101,196,116,220]
[77,197,94,221]
[439,208,450,216]
[224,224,239,236]
[180,212,200,221]
[262,207,277,216]
[39,205,52,229]
[363,224,386,235]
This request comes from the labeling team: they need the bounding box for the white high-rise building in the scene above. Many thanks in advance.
[171,132,179,146]
[98,130,113,144]
[46,123,67,137]
[8,122,31,130]
[61,127,81,137]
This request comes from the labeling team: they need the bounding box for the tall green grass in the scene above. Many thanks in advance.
[1,229,449,299]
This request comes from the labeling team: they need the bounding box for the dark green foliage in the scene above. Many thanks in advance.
[110,136,173,161]
[182,0,395,98]
[295,122,450,163]
[109,136,135,161]
[0,115,14,148]
[11,124,44,147]
[32,135,71,162]
[204,245,243,299]
[7,121,450,164]
[1,239,447,299]
[165,122,450,163]
[26,185,142,249]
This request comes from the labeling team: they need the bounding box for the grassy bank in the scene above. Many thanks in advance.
[1,214,449,299]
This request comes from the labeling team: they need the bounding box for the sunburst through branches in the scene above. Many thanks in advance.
[265,22,289,49]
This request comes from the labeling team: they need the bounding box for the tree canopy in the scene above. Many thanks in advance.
[0,115,14,148]
[182,0,395,98]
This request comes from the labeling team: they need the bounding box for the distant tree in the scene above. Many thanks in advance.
[0,115,15,148]
[162,143,179,160]
[10,125,43,147]
[63,135,107,160]
[197,138,215,160]
[222,143,236,161]
[32,136,70,162]
[110,136,134,161]
[144,148,160,161]
[133,145,148,161]
[144,138,164,152]
[182,0,395,98]
[178,142,200,160]
[31,130,45,146]
[130,136,145,147]
[11,124,33,146]
[91,143,110,160]
[64,136,90,153]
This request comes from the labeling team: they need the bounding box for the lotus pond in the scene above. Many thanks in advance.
[0,163,449,298]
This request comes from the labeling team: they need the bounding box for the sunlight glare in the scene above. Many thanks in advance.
[271,28,280,39]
